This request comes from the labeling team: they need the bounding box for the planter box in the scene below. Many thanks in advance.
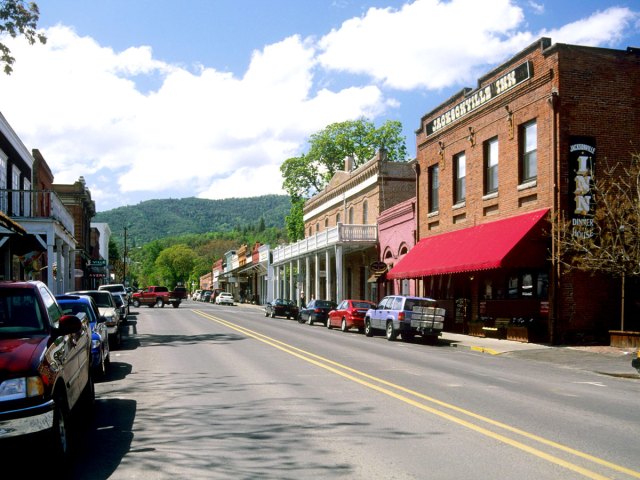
[507,326,534,343]
[609,330,640,348]
[467,323,485,337]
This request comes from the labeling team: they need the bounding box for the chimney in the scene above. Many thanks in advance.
[345,155,354,172]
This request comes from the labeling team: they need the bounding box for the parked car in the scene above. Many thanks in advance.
[68,290,122,347]
[0,281,94,457]
[327,299,376,333]
[111,292,128,321]
[200,290,213,302]
[56,294,110,378]
[215,292,234,305]
[192,289,202,301]
[264,299,299,319]
[98,283,130,304]
[298,299,337,326]
[633,350,640,373]
[131,285,186,308]
[364,295,444,342]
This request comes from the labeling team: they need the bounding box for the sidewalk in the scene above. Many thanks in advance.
[442,331,640,379]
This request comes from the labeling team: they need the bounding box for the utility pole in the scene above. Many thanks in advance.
[123,226,128,285]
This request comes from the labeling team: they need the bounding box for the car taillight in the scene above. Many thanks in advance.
[315,308,322,313]
[398,312,405,321]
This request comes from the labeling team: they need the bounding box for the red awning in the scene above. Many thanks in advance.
[387,208,550,279]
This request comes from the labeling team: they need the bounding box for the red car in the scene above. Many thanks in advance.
[327,299,376,333]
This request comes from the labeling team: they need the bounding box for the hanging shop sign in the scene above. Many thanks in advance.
[569,136,596,239]
[425,61,532,136]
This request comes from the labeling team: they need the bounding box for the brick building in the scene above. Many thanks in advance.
[271,151,416,305]
[388,38,640,344]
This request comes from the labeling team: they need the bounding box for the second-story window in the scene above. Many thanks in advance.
[324,218,328,228]
[454,152,466,204]
[336,213,341,224]
[484,137,499,194]
[0,150,6,212]
[348,206,354,224]
[428,164,439,213]
[520,120,537,183]
[315,222,319,233]
[362,200,368,224]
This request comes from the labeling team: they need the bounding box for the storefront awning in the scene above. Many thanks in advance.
[387,208,550,279]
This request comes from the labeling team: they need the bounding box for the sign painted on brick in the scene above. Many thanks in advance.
[569,136,596,239]
[425,61,532,136]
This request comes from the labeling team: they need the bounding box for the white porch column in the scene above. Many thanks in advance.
[325,250,331,302]
[275,265,280,299]
[296,258,301,306]
[55,238,63,294]
[62,243,70,293]
[305,256,310,306]
[335,245,343,302]
[314,252,319,300]
[289,260,294,301]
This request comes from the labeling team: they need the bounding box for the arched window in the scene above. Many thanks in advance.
[315,222,320,233]
[348,207,354,224]
[309,227,312,236]
[362,200,368,224]
[336,213,341,224]
[324,218,329,228]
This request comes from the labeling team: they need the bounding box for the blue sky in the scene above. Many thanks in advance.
[1,0,638,212]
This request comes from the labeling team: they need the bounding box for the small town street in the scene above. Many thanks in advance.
[55,301,640,479]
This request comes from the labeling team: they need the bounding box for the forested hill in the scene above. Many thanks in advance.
[94,195,291,246]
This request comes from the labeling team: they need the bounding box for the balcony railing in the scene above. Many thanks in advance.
[0,189,75,234]
[272,223,377,264]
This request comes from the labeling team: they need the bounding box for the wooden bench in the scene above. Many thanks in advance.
[482,317,510,339]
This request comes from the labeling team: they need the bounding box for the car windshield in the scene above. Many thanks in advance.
[0,289,45,336]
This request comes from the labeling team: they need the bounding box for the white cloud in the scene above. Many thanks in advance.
[0,1,637,212]
[317,0,638,90]
[0,27,388,209]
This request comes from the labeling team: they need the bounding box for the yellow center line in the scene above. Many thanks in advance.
[194,310,639,479]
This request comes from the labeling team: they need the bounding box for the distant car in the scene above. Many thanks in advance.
[98,283,130,304]
[0,281,94,457]
[327,299,376,333]
[298,299,337,326]
[112,292,128,321]
[264,299,299,319]
[201,290,213,302]
[192,289,202,301]
[215,292,234,305]
[68,290,122,347]
[57,294,110,378]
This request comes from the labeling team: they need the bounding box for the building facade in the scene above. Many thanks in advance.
[388,38,640,344]
[271,151,416,305]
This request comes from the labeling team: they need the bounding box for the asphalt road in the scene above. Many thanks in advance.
[39,301,640,479]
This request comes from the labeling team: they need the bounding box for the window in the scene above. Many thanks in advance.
[11,167,20,216]
[362,200,368,224]
[454,152,466,204]
[336,213,341,224]
[315,222,319,233]
[324,218,328,228]
[348,206,354,224]
[484,137,499,194]
[428,164,439,213]
[521,120,537,183]
[309,227,312,236]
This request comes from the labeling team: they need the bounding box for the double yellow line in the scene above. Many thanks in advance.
[194,310,639,480]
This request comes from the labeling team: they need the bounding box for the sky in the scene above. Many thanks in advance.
[0,0,638,212]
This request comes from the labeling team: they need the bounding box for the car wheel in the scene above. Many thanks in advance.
[97,347,107,377]
[364,319,373,337]
[50,392,71,458]
[341,318,348,332]
[386,321,398,341]
[264,310,269,317]
[132,299,140,308]
[155,298,164,308]
[297,314,304,323]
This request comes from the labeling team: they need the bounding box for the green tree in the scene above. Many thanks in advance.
[280,118,407,239]
[154,244,195,288]
[0,0,47,74]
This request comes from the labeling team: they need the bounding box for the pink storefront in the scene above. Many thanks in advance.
[375,197,417,298]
